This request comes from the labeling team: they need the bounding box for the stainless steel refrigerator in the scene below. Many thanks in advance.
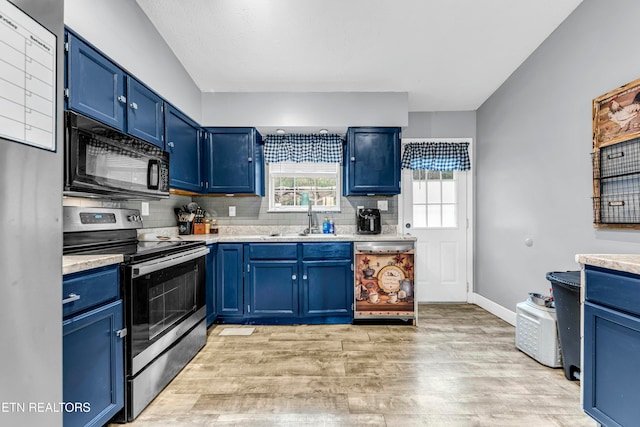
[0,0,64,425]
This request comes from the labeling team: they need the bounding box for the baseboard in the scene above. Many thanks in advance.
[469,292,516,326]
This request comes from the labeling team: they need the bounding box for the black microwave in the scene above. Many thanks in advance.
[64,111,170,199]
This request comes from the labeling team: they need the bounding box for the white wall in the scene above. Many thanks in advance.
[476,0,640,312]
[403,111,476,139]
[64,0,201,120]
[201,91,408,133]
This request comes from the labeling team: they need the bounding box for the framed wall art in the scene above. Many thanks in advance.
[593,77,640,149]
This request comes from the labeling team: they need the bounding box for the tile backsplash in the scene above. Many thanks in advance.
[63,193,398,232]
[194,194,398,230]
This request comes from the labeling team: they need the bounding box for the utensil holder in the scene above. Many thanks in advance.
[178,222,192,235]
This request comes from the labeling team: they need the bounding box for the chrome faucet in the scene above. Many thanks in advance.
[305,203,315,235]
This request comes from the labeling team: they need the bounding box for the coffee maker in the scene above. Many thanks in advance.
[356,208,381,234]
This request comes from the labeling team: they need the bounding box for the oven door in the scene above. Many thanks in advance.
[65,111,170,199]
[125,246,209,375]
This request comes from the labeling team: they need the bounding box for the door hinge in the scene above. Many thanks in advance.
[247,264,251,272]
[351,303,354,310]
[116,328,127,338]
[248,305,251,313]
[64,88,69,98]
[351,263,354,271]
[64,41,69,52]
[466,218,469,229]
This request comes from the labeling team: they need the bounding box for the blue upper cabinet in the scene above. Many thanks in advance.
[165,104,203,192]
[127,78,164,148]
[65,30,165,148]
[343,127,401,195]
[66,32,126,131]
[203,128,264,195]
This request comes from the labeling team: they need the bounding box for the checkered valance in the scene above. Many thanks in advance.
[401,142,471,171]
[264,134,344,163]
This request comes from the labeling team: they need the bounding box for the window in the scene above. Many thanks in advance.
[268,162,341,212]
[412,170,457,228]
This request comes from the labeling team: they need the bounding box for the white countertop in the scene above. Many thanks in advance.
[143,233,417,244]
[576,254,640,275]
[63,233,415,274]
[63,254,124,275]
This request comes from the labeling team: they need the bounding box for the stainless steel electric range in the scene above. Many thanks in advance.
[63,206,209,421]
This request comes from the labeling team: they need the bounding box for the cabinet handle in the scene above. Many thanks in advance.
[116,328,127,338]
[248,157,253,162]
[130,102,138,110]
[303,274,308,280]
[292,274,297,280]
[167,141,175,148]
[609,201,625,207]
[117,95,126,104]
[350,157,355,162]
[62,293,80,304]
[607,152,624,160]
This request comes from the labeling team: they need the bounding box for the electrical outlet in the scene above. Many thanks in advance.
[377,200,388,211]
[141,202,149,216]
[229,206,236,217]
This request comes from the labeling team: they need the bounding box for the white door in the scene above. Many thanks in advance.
[400,141,471,302]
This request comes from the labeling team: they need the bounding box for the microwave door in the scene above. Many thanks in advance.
[147,159,159,190]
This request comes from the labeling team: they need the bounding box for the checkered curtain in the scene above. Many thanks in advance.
[401,142,470,171]
[264,134,344,163]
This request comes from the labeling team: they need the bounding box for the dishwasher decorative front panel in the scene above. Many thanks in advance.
[354,244,415,321]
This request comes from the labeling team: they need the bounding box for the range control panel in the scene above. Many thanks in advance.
[80,212,116,224]
[63,206,142,232]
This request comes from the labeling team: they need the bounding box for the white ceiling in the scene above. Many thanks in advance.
[136,0,583,112]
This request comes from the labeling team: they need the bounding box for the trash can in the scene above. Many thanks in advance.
[546,271,581,381]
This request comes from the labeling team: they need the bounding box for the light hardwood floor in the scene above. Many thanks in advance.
[116,304,597,426]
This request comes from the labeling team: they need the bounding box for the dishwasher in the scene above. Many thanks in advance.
[354,241,416,324]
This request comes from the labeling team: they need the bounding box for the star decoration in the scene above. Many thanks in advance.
[361,256,370,265]
[394,254,404,265]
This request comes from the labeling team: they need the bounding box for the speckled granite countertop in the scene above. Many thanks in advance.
[63,233,415,273]
[576,254,640,275]
[143,233,417,244]
[63,254,123,275]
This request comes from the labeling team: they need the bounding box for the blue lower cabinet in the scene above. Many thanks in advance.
[583,265,640,427]
[215,242,353,324]
[63,299,124,427]
[216,244,244,321]
[247,260,298,318]
[205,244,218,327]
[584,301,640,427]
[301,260,353,318]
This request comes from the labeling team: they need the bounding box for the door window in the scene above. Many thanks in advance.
[412,170,457,228]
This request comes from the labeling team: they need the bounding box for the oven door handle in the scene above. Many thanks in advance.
[131,246,210,278]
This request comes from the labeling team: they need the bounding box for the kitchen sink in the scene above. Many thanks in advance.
[267,233,348,238]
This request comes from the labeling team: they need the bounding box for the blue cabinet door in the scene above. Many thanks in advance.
[216,244,244,319]
[63,299,124,427]
[206,244,218,327]
[247,260,298,318]
[204,128,264,195]
[66,32,126,131]
[127,78,164,148]
[583,301,640,427]
[301,259,353,318]
[165,104,203,192]
[343,127,401,195]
